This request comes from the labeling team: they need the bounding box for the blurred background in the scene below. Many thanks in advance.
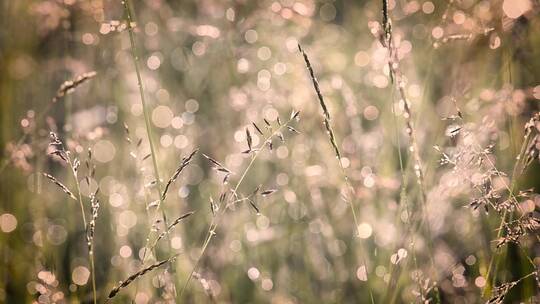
[1,0,540,303]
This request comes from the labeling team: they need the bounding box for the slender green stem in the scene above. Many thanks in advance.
[69,157,96,304]
[121,0,167,225]
[381,4,442,298]
[121,0,178,297]
[482,130,532,297]
[385,89,421,303]
[133,188,160,300]
[338,162,375,304]
[89,245,97,304]
[298,44,374,303]
[70,158,87,231]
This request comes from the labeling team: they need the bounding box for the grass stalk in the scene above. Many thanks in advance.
[298,43,375,304]
[482,127,533,297]
[179,117,297,300]
[384,89,420,303]
[68,156,96,304]
[381,1,440,301]
[121,0,179,298]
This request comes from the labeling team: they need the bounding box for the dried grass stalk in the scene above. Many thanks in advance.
[298,42,373,303]
[243,127,253,154]
[42,173,76,200]
[252,122,264,135]
[298,44,330,120]
[52,71,97,103]
[248,199,260,215]
[151,211,195,248]
[162,149,198,201]
[298,44,341,159]
[86,190,100,253]
[107,255,178,300]
[203,153,232,183]
[261,189,277,196]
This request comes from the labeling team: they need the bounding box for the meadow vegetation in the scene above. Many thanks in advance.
[1,0,539,303]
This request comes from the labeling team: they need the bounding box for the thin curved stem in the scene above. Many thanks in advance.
[482,130,532,298]
[121,0,178,297]
[298,44,374,303]
[69,157,96,304]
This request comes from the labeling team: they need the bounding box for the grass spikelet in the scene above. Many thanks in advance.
[44,130,99,303]
[298,45,341,159]
[151,211,195,248]
[107,255,178,301]
[290,110,300,120]
[210,197,217,216]
[297,44,330,120]
[244,127,253,154]
[381,0,391,43]
[48,132,69,163]
[146,200,159,210]
[87,190,100,302]
[203,154,232,173]
[248,199,260,215]
[263,118,272,129]
[250,184,262,196]
[162,149,198,201]
[203,153,232,183]
[486,271,537,304]
[287,126,300,134]
[42,173,76,200]
[86,190,100,253]
[52,71,97,103]
[298,43,374,303]
[252,122,264,135]
[141,153,151,161]
[261,189,277,196]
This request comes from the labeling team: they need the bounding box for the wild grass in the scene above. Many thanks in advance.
[106,254,178,301]
[43,132,98,303]
[379,1,440,302]
[1,1,539,303]
[298,43,375,304]
[179,112,300,300]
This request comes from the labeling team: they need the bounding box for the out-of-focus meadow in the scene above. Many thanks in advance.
[1,0,540,303]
